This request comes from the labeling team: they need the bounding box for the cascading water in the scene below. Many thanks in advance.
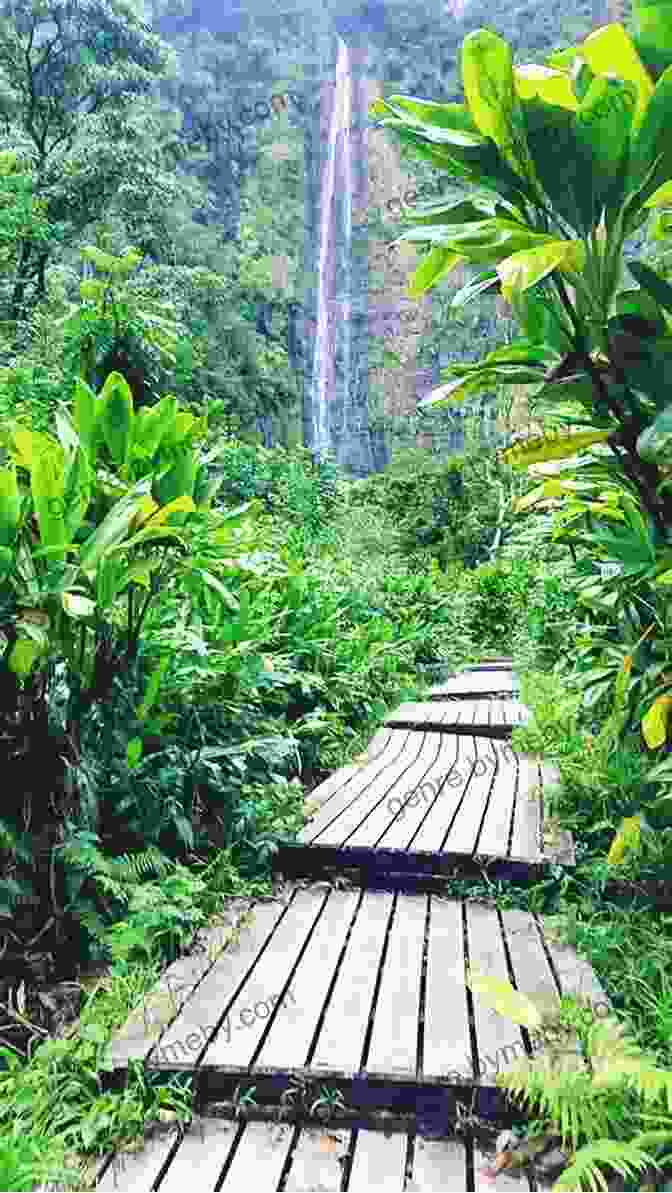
[311,36,353,464]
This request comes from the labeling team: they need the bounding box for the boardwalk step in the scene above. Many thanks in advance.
[94,1119,557,1191]
[109,890,607,1100]
[292,731,544,869]
[426,674,519,698]
[385,700,530,735]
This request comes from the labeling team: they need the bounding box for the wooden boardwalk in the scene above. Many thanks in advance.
[100,662,591,1191]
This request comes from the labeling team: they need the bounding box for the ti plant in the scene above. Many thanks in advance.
[369,5,672,545]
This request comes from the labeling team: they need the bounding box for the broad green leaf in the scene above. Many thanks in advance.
[152,449,197,506]
[644,179,672,205]
[497,240,586,303]
[509,287,572,354]
[150,494,196,525]
[642,694,672,747]
[513,63,578,109]
[31,446,67,561]
[607,815,643,863]
[503,429,611,468]
[521,97,596,232]
[0,468,20,547]
[9,427,59,472]
[580,23,654,123]
[62,592,95,618]
[574,76,637,207]
[461,29,535,182]
[127,737,143,770]
[629,64,672,203]
[397,218,556,265]
[137,655,171,719]
[628,259,672,314]
[198,570,240,613]
[633,0,672,79]
[79,477,153,577]
[73,379,98,460]
[516,479,576,511]
[451,267,500,309]
[99,372,134,469]
[62,446,92,542]
[466,967,543,1029]
[612,287,667,334]
[8,637,44,678]
[0,544,13,581]
[373,96,482,135]
[407,248,465,297]
[54,408,81,457]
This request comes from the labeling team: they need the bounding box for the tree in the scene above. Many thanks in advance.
[0,0,177,320]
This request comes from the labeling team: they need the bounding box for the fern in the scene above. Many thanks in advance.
[552,1138,658,1191]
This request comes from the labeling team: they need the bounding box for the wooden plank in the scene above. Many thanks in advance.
[366,895,426,1076]
[318,732,444,848]
[348,1129,407,1190]
[219,1120,293,1189]
[465,904,526,1083]
[501,909,560,1013]
[254,890,360,1069]
[156,1118,239,1191]
[202,890,327,1067]
[503,701,530,725]
[445,740,499,856]
[423,898,471,1081]
[510,756,542,862]
[302,731,419,844]
[385,701,464,727]
[284,1127,349,1191]
[410,736,477,855]
[145,899,289,1068]
[371,735,461,851]
[540,919,610,1012]
[411,1136,467,1188]
[304,729,405,815]
[96,1132,178,1191]
[110,900,258,1067]
[428,672,517,696]
[477,744,519,859]
[312,891,394,1074]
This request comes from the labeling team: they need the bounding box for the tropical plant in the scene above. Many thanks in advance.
[369,6,672,543]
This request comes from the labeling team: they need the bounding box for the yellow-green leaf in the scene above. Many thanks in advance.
[497,240,586,302]
[515,478,576,512]
[642,693,672,748]
[461,29,533,180]
[407,249,465,298]
[502,429,611,468]
[151,494,196,525]
[8,636,44,678]
[579,23,654,124]
[607,815,643,864]
[466,967,543,1029]
[9,427,59,472]
[0,467,20,547]
[643,179,672,206]
[513,63,578,110]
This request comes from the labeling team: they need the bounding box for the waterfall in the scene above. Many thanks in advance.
[310,37,352,464]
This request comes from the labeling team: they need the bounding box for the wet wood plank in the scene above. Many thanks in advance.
[317,732,444,848]
[311,891,394,1074]
[303,730,421,843]
[411,1136,467,1188]
[423,898,471,1080]
[366,894,426,1076]
[428,672,518,697]
[446,739,499,856]
[145,899,290,1068]
[465,904,526,1082]
[373,735,461,850]
[477,743,519,858]
[385,701,529,735]
[510,757,541,861]
[284,1127,349,1191]
[157,1118,238,1191]
[202,891,327,1067]
[255,890,359,1069]
[409,736,481,855]
[219,1121,293,1189]
[348,1129,407,1190]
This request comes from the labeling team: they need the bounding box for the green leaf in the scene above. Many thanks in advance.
[73,379,99,463]
[461,29,535,182]
[62,446,92,543]
[79,477,153,578]
[637,401,672,460]
[579,23,654,123]
[127,737,143,770]
[628,259,672,314]
[8,637,44,678]
[613,286,667,334]
[509,286,572,353]
[513,62,578,109]
[574,75,637,210]
[61,592,95,618]
[99,372,134,469]
[0,468,20,547]
[151,449,197,506]
[629,64,672,204]
[397,218,556,265]
[407,247,465,297]
[450,267,500,309]
[31,445,67,561]
[497,240,586,303]
[521,97,596,232]
[633,0,672,79]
